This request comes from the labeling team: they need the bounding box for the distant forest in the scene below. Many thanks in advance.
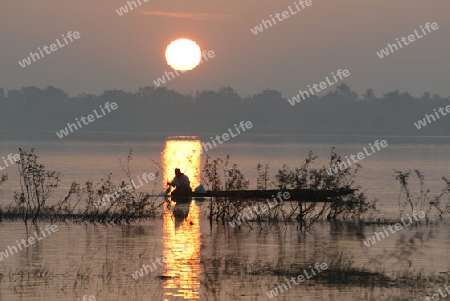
[0,84,448,139]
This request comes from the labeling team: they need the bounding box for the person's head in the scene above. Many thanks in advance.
[175,168,181,177]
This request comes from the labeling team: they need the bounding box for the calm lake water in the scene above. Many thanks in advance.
[1,135,449,215]
[0,135,449,300]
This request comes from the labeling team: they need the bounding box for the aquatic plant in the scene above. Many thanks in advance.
[56,149,164,223]
[0,173,6,189]
[273,149,373,229]
[0,174,6,221]
[1,149,164,224]
[13,148,60,224]
[256,163,270,190]
[203,150,378,230]
[394,169,450,218]
[202,155,253,223]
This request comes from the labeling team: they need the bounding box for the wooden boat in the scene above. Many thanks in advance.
[170,187,355,202]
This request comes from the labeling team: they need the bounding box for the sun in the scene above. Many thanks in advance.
[165,38,201,71]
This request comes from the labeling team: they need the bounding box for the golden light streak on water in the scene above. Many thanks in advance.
[162,201,201,299]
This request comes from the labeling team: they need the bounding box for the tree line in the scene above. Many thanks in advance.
[0,84,448,139]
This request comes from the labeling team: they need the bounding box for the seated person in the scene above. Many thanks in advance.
[166,168,192,196]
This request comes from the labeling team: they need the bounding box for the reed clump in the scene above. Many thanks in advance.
[202,149,378,229]
[0,149,164,224]
[394,169,450,218]
[201,155,253,223]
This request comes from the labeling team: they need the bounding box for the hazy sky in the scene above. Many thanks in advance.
[1,0,448,98]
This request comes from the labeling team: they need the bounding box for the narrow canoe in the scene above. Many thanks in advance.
[171,188,355,201]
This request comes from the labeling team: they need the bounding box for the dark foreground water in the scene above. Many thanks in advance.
[0,201,448,301]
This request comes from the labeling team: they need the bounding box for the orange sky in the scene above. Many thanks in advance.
[1,0,449,98]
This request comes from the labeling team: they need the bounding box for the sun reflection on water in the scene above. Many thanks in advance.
[162,137,202,300]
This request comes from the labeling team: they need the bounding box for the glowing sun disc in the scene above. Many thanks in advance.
[165,38,201,71]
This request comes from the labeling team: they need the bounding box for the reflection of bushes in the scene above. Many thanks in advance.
[199,235,450,294]
[246,251,391,286]
[200,249,393,290]
[200,225,447,296]
[202,149,378,229]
